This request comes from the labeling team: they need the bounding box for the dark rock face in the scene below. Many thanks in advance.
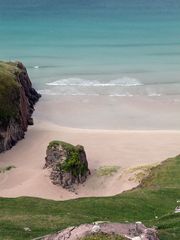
[0,61,41,153]
[45,141,90,190]
[33,222,159,240]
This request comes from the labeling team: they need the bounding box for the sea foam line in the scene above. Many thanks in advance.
[38,89,163,98]
[38,89,135,97]
[46,77,143,87]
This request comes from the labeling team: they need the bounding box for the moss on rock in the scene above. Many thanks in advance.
[96,166,120,177]
[48,140,89,177]
[0,62,21,124]
[45,141,90,190]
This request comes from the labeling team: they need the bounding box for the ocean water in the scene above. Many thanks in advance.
[0,0,180,97]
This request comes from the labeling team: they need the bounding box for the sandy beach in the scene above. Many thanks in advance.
[0,110,180,200]
[35,95,180,130]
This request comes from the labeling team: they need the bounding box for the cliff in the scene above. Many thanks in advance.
[0,61,41,153]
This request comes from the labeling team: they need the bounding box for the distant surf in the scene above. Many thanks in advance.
[38,77,176,97]
[46,77,143,87]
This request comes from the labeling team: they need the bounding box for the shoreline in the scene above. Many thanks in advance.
[34,94,180,130]
[34,121,180,133]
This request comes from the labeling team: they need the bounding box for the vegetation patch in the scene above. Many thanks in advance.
[0,165,16,173]
[0,61,20,124]
[96,166,120,177]
[127,164,157,183]
[82,233,127,240]
[47,140,89,177]
[128,164,157,174]
[47,140,74,150]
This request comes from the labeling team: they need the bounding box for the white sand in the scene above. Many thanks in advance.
[0,120,180,200]
[35,95,180,130]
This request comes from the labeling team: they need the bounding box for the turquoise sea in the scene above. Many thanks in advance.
[0,0,180,97]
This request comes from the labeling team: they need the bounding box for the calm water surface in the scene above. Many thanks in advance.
[0,0,180,97]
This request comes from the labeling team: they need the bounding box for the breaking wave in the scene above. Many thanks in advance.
[46,77,143,87]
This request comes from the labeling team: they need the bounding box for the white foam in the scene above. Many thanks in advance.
[46,77,142,87]
[33,65,40,69]
[38,89,100,96]
[148,93,161,97]
[38,89,58,95]
[38,89,135,97]
[109,93,133,97]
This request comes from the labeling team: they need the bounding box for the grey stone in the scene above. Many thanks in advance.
[45,141,90,191]
[33,223,159,240]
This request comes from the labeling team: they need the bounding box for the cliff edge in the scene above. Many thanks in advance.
[0,61,41,153]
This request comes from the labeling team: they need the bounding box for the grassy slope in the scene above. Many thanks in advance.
[0,155,179,240]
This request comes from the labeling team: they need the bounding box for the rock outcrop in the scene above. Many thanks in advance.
[45,141,90,190]
[0,61,41,153]
[33,222,159,240]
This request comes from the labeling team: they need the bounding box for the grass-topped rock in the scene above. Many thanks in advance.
[0,61,41,152]
[45,141,90,190]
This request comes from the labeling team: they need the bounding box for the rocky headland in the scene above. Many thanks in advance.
[0,61,41,153]
[45,141,90,191]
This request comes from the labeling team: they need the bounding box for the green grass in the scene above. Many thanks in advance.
[0,61,20,124]
[128,164,156,181]
[0,155,180,240]
[96,166,120,176]
[48,140,88,176]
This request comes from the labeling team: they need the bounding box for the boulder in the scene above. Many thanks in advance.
[45,141,90,190]
[32,222,159,240]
